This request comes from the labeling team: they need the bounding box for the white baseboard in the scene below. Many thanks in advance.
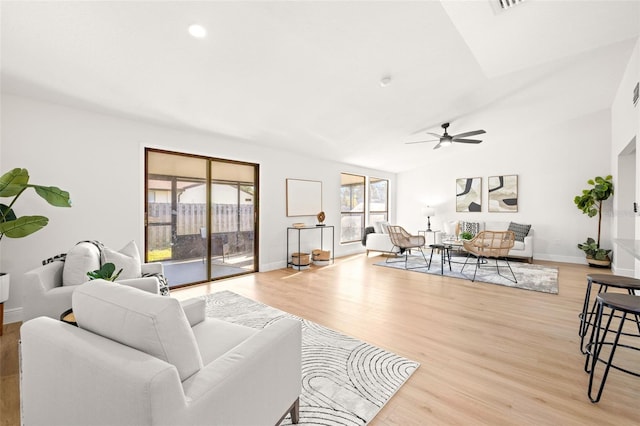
[4,306,23,325]
[612,264,635,277]
[261,260,288,272]
[533,254,586,264]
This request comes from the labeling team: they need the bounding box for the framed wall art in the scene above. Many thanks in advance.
[456,177,482,212]
[488,174,518,212]
[286,178,322,217]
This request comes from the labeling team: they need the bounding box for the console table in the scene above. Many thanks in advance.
[287,226,335,270]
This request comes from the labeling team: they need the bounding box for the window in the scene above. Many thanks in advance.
[368,177,388,225]
[340,173,365,243]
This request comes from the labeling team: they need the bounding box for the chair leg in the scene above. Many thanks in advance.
[276,397,300,426]
[496,257,517,283]
[472,256,481,282]
[579,278,595,338]
[461,252,472,273]
[581,284,608,354]
[405,246,429,270]
[627,288,640,336]
[588,306,627,403]
[461,254,481,282]
[385,247,403,264]
[428,247,435,270]
[290,398,300,424]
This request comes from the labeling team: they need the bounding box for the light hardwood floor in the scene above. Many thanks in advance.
[2,253,640,425]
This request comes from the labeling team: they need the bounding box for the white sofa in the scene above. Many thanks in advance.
[364,222,399,255]
[22,241,164,322]
[440,220,534,262]
[20,280,302,426]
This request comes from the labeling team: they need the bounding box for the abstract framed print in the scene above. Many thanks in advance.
[488,175,518,212]
[456,177,482,212]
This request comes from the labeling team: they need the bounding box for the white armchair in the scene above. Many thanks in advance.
[22,260,162,322]
[23,240,166,322]
[20,280,302,426]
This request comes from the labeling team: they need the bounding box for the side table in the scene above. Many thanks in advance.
[60,308,77,326]
[429,244,452,275]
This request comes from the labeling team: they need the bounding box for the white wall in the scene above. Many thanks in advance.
[611,37,640,277]
[0,93,395,322]
[396,108,613,264]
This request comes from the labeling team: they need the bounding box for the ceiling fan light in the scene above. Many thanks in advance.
[440,138,452,147]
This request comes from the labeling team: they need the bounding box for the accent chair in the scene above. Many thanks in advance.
[20,280,302,425]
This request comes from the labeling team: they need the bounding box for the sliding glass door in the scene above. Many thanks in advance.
[145,149,258,288]
[208,161,256,280]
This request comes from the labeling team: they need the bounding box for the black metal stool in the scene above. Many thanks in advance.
[428,244,452,275]
[579,274,640,354]
[585,293,640,403]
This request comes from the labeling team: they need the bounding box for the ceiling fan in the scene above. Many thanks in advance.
[406,123,486,150]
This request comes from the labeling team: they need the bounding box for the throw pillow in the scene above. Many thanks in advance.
[375,221,390,234]
[508,222,531,242]
[62,242,102,286]
[73,280,203,381]
[460,221,480,237]
[102,240,142,280]
[442,221,459,238]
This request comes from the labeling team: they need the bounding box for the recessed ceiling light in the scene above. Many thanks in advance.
[188,24,207,39]
[379,76,392,87]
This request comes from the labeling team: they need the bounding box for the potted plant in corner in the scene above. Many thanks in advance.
[0,168,72,313]
[574,175,613,267]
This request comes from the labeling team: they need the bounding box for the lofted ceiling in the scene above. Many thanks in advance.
[1,1,639,173]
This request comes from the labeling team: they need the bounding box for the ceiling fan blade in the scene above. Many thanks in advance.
[405,139,439,145]
[433,142,443,150]
[452,138,483,144]
[451,129,485,138]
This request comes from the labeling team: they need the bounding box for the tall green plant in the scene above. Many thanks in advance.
[573,175,613,249]
[0,168,72,241]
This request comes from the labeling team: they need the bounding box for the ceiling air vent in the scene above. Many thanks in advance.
[498,0,525,9]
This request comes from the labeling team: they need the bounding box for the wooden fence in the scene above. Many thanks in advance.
[147,203,254,252]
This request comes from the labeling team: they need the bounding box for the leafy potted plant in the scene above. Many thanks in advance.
[0,168,72,304]
[459,231,474,241]
[87,263,122,282]
[574,175,613,267]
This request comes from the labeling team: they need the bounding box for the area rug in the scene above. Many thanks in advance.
[203,291,419,425]
[375,253,559,294]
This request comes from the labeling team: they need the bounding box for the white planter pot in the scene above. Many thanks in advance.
[0,273,10,303]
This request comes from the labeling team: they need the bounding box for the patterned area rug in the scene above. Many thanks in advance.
[204,291,419,425]
[375,253,559,294]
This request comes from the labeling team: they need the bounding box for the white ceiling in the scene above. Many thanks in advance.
[1,1,639,173]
